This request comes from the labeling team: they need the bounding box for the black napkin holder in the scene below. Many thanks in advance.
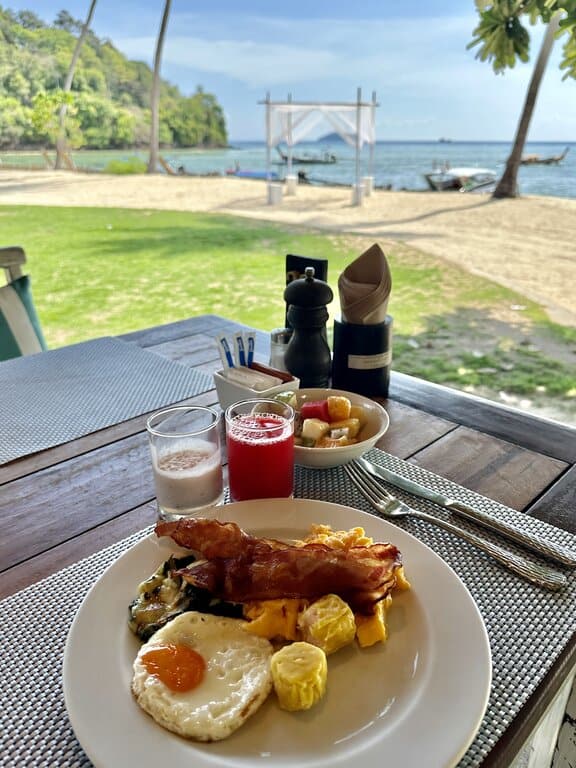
[332,316,393,397]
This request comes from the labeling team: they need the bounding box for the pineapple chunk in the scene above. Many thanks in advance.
[349,404,368,428]
[329,418,361,439]
[355,596,392,647]
[301,418,330,443]
[317,435,356,448]
[395,565,411,591]
[327,395,351,421]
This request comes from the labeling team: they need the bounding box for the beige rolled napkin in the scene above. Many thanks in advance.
[338,243,392,324]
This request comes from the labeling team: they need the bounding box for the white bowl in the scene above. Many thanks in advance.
[293,388,390,469]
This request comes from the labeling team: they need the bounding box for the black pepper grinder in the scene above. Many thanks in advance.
[283,266,333,387]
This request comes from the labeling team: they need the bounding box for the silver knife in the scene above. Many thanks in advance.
[357,456,576,568]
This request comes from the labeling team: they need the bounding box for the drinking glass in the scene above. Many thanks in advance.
[225,398,295,502]
[146,405,224,521]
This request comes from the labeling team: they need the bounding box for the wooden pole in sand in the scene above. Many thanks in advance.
[265,91,272,195]
[354,87,362,205]
[369,91,376,181]
[287,93,293,180]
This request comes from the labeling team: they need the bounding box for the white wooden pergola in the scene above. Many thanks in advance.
[260,88,378,204]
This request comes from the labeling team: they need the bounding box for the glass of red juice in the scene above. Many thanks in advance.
[225,398,295,502]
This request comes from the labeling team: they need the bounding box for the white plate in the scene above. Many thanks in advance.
[63,499,491,768]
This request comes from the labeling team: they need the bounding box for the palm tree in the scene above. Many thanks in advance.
[468,1,576,199]
[148,0,172,174]
[493,13,562,198]
[55,0,97,170]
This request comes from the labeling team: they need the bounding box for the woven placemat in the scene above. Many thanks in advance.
[2,448,575,767]
[0,337,214,464]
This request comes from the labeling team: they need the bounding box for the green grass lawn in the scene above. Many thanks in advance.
[1,204,575,423]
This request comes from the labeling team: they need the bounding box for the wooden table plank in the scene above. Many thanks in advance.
[391,371,576,464]
[527,465,576,534]
[0,501,158,600]
[120,315,270,359]
[376,400,457,459]
[2,432,156,570]
[408,425,568,511]
[119,314,234,347]
[148,333,220,367]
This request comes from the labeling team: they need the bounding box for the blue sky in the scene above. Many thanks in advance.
[5,1,576,141]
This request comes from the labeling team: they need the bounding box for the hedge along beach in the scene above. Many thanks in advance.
[1,168,575,327]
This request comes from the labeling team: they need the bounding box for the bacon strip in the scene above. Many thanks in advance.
[156,518,402,613]
[179,545,400,613]
[156,519,261,559]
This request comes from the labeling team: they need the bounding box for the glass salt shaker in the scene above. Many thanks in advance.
[269,327,293,371]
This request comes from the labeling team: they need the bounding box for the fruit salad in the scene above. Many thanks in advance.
[274,392,367,448]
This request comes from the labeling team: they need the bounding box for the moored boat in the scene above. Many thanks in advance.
[275,146,337,165]
[226,168,279,180]
[424,166,497,192]
[520,147,569,165]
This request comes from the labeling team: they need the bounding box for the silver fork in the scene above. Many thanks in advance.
[344,461,567,592]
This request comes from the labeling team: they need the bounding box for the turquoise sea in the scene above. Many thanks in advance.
[4,140,575,198]
[149,140,576,199]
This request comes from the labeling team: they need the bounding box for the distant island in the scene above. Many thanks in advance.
[315,132,351,144]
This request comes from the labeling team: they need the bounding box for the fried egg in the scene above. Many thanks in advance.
[132,611,273,741]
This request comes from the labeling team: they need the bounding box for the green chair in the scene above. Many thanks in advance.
[0,246,47,361]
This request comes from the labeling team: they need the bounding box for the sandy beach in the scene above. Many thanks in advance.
[1,169,575,325]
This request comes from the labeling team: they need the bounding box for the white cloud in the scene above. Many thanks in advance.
[113,10,575,140]
[115,13,483,88]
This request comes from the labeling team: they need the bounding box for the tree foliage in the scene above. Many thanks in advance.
[468,1,576,78]
[468,1,576,198]
[0,4,228,150]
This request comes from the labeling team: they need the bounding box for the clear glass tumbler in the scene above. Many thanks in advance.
[146,405,224,521]
[225,398,295,502]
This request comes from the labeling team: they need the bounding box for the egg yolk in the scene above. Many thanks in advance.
[142,643,206,692]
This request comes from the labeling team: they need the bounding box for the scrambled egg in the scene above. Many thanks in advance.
[241,525,410,650]
[271,641,327,711]
[242,598,304,641]
[302,523,373,549]
[304,524,410,647]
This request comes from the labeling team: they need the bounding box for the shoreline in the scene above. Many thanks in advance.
[1,169,575,326]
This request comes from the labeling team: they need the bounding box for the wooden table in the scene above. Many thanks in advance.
[2,314,575,767]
